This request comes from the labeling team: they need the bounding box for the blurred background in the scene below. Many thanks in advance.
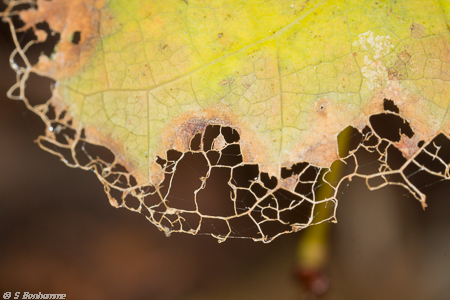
[1,5,450,300]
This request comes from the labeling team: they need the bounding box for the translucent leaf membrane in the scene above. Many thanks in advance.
[2,0,450,242]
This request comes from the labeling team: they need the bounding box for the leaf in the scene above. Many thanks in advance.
[2,0,450,242]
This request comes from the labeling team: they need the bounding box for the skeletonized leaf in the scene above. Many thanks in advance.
[2,0,450,242]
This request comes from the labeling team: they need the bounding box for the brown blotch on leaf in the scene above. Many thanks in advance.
[280,175,299,191]
[19,0,104,78]
[34,28,48,42]
[213,134,227,151]
[395,134,421,159]
[398,50,411,63]
[411,22,426,39]
[388,51,411,79]
[158,105,280,179]
[316,99,329,117]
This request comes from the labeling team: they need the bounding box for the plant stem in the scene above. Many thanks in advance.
[295,128,353,295]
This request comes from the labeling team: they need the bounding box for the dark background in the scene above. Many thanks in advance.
[1,5,450,300]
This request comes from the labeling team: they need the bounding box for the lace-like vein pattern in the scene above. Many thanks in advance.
[29,107,450,242]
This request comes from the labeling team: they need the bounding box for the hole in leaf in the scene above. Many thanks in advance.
[337,126,362,158]
[156,156,166,168]
[80,141,116,165]
[166,152,208,211]
[167,149,183,162]
[71,31,81,44]
[281,162,309,179]
[235,189,257,213]
[217,144,242,166]
[261,172,277,189]
[206,150,220,165]
[196,167,235,217]
[221,126,240,143]
[378,140,390,154]
[35,21,60,55]
[180,213,201,232]
[227,215,260,237]
[24,73,55,106]
[189,133,202,151]
[108,188,124,206]
[232,164,259,188]
[313,170,335,201]
[362,127,378,147]
[383,98,400,113]
[124,194,140,210]
[203,125,221,151]
[295,182,314,196]
[385,145,407,170]
[140,207,151,218]
[250,182,268,198]
[20,21,60,66]
[299,166,319,182]
[200,218,230,237]
[370,113,414,142]
[142,187,161,208]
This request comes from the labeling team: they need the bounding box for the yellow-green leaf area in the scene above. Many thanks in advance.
[57,0,450,182]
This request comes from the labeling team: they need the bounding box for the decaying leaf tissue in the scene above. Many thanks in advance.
[2,0,450,242]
